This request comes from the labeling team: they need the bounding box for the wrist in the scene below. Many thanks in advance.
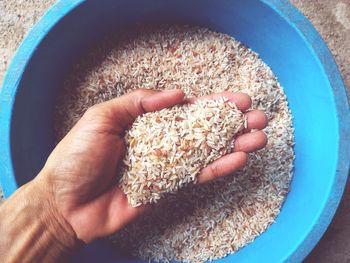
[0,178,81,263]
[29,177,81,251]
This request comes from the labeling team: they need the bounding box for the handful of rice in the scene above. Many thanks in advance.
[120,97,245,207]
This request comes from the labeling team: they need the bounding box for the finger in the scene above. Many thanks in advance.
[244,110,268,131]
[110,88,185,117]
[96,89,185,131]
[197,152,247,184]
[234,131,267,153]
[141,89,186,112]
[186,92,252,112]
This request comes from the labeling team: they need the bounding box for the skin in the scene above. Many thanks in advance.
[0,89,267,263]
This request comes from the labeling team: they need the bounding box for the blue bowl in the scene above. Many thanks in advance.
[1,0,349,262]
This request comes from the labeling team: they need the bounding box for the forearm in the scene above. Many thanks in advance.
[0,180,79,263]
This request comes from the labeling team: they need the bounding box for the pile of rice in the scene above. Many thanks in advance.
[55,25,294,262]
[121,97,245,207]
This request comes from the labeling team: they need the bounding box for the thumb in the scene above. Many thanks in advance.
[93,89,185,132]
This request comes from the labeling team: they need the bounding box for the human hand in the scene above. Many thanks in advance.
[33,89,267,244]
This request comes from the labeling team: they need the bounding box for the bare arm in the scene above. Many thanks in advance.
[0,179,78,263]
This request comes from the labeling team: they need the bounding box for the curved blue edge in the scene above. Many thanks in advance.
[0,0,349,262]
[262,0,350,262]
[0,0,85,197]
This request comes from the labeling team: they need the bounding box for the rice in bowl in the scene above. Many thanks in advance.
[55,25,294,263]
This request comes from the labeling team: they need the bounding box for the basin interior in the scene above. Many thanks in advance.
[8,0,338,262]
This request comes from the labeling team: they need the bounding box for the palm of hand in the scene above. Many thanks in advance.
[43,109,136,242]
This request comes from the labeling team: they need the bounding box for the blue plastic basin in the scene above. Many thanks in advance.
[1,0,349,262]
